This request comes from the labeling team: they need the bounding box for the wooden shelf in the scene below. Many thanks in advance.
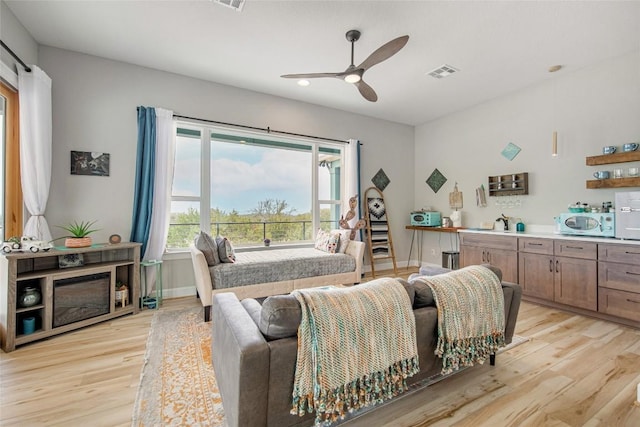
[405,225,465,233]
[488,172,529,196]
[586,151,640,166]
[586,177,640,189]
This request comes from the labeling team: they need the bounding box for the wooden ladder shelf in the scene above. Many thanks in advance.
[363,187,398,278]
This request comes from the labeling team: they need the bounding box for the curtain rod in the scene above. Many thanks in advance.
[0,40,32,73]
[173,113,350,144]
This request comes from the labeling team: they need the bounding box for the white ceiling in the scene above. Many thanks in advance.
[6,0,640,126]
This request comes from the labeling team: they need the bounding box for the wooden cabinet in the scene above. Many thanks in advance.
[0,243,141,352]
[586,151,640,189]
[460,233,518,282]
[518,238,597,311]
[598,243,640,323]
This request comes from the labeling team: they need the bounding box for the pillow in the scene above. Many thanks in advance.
[241,298,262,327]
[331,229,351,254]
[215,236,236,263]
[259,294,302,339]
[314,229,340,254]
[194,231,220,266]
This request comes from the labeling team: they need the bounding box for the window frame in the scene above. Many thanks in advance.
[168,121,345,250]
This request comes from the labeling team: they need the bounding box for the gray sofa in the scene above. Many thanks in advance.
[211,266,522,427]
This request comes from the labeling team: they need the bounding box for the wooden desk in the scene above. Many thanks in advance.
[405,225,466,269]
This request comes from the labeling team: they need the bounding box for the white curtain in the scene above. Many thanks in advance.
[18,66,52,241]
[143,107,175,262]
[344,138,361,240]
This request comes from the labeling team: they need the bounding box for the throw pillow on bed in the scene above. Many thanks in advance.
[314,229,340,254]
[194,231,220,266]
[216,236,236,263]
[331,229,351,253]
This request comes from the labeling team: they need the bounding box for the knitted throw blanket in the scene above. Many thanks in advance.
[291,278,419,426]
[412,265,505,375]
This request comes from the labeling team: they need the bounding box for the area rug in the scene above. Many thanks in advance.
[131,307,226,427]
[131,306,528,426]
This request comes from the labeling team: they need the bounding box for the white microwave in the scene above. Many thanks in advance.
[557,212,615,237]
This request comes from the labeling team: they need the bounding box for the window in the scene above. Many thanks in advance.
[167,123,344,249]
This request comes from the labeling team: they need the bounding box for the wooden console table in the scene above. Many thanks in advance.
[406,225,466,268]
[0,242,140,352]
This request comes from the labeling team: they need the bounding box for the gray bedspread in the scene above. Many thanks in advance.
[209,248,357,289]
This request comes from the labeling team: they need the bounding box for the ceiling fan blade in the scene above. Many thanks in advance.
[280,72,341,79]
[354,80,378,102]
[357,35,409,71]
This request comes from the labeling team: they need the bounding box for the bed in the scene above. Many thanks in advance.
[190,240,365,321]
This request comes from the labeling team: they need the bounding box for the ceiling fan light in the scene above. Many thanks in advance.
[297,79,310,87]
[344,73,361,83]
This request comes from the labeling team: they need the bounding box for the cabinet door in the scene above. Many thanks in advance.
[486,248,518,283]
[460,244,485,268]
[518,252,554,300]
[554,257,597,311]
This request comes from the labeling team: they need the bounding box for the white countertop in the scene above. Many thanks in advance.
[458,228,640,246]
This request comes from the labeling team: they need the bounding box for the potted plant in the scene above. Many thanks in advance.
[263,238,271,247]
[58,220,99,248]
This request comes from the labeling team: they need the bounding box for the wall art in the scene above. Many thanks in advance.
[501,142,521,161]
[371,168,390,191]
[71,151,110,176]
[426,168,447,193]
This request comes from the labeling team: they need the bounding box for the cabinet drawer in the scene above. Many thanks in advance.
[598,244,640,264]
[459,233,517,250]
[519,238,553,254]
[598,261,640,293]
[554,240,597,259]
[598,288,640,323]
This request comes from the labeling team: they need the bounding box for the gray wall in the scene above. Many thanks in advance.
[38,46,414,296]
[0,1,38,73]
[414,50,640,265]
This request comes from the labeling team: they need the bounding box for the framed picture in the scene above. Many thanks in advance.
[58,253,84,269]
[70,151,110,176]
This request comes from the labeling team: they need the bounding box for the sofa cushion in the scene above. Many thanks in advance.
[314,229,340,254]
[216,236,236,263]
[331,229,351,254]
[194,231,220,266]
[241,298,263,327]
[259,294,302,340]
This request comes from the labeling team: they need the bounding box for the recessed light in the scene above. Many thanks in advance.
[297,79,310,87]
[548,65,562,73]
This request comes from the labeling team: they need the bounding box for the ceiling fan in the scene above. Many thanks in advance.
[281,30,409,102]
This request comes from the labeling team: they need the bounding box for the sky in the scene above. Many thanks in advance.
[172,136,333,215]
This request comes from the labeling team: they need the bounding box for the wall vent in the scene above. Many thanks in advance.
[212,0,245,12]
[427,64,459,79]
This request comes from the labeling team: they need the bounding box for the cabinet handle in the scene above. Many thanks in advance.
[626,298,640,304]
[487,252,491,263]
[565,246,583,250]
[549,259,553,272]
[482,251,486,262]
[625,271,640,276]
[556,260,559,273]
[529,243,543,246]
[625,251,640,256]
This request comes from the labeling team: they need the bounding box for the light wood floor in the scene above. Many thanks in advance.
[1,268,639,426]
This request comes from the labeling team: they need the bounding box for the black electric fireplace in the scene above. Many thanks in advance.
[53,272,110,327]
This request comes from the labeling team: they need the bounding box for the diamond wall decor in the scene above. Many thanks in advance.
[371,168,390,191]
[501,142,521,161]
[426,168,447,193]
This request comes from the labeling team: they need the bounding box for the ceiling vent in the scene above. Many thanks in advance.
[212,0,245,12]
[427,64,459,79]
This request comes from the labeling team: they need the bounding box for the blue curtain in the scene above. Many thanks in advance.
[130,106,156,256]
